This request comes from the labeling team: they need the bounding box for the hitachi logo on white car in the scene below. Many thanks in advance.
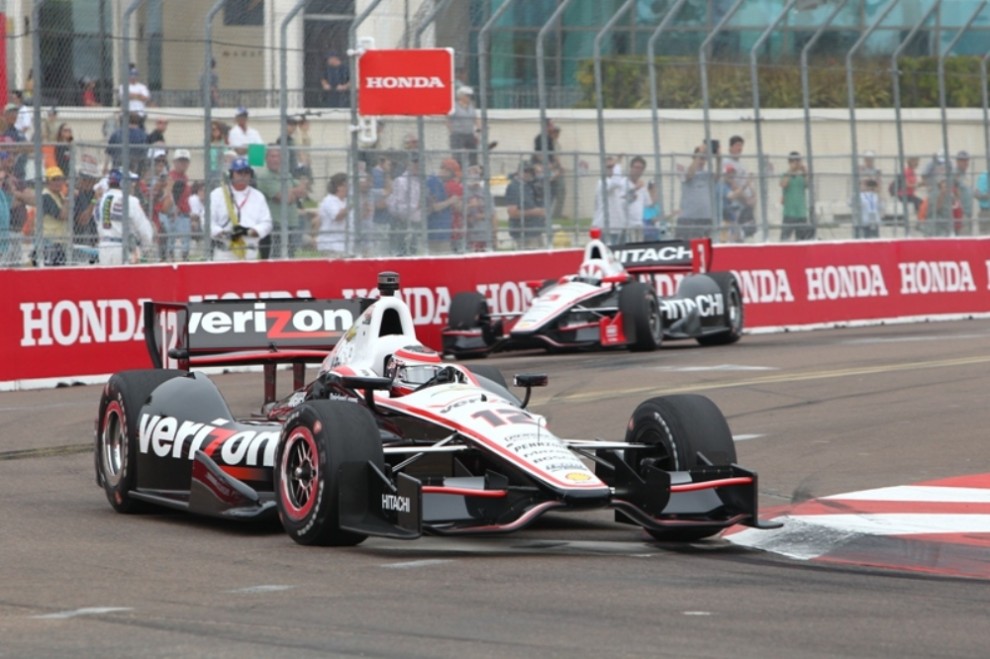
[614,245,691,265]
[382,494,411,513]
[138,414,279,467]
[188,302,353,338]
[661,294,725,320]
[365,76,446,89]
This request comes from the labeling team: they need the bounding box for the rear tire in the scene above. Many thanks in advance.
[696,272,743,346]
[95,369,186,513]
[275,400,384,546]
[623,394,737,541]
[619,281,663,351]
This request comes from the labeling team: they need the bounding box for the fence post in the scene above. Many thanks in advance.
[750,0,800,244]
[203,0,226,261]
[698,0,746,242]
[479,0,518,245]
[847,0,900,236]
[278,1,309,260]
[117,0,146,265]
[801,0,849,242]
[593,0,636,239]
[30,0,45,264]
[537,0,573,249]
[982,50,990,204]
[647,0,689,234]
[414,0,454,255]
[348,0,386,260]
[891,1,940,238]
[938,0,988,225]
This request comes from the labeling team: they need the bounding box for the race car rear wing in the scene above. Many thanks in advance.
[610,237,712,275]
[144,298,369,402]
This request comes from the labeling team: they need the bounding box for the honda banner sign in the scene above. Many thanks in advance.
[358,48,455,116]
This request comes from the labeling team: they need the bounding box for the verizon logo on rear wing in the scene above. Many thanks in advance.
[144,299,369,370]
[611,238,712,274]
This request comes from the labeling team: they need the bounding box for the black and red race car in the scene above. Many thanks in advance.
[95,272,776,547]
[442,234,743,358]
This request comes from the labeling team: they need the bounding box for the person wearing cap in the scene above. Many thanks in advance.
[164,149,194,260]
[120,65,151,121]
[227,107,264,155]
[447,86,481,168]
[2,102,24,142]
[72,156,103,253]
[320,51,350,108]
[953,150,973,234]
[209,157,272,261]
[34,166,69,265]
[780,151,813,241]
[95,169,154,265]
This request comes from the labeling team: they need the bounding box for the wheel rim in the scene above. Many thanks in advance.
[101,403,126,487]
[279,428,320,521]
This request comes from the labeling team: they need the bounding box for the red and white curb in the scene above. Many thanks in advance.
[725,474,990,579]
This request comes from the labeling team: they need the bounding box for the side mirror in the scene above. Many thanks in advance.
[513,373,548,408]
[513,373,548,388]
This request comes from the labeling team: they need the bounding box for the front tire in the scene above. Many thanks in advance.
[95,369,186,513]
[619,281,663,351]
[623,394,737,541]
[696,272,744,346]
[275,400,384,546]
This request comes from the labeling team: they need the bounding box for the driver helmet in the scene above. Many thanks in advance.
[384,345,444,394]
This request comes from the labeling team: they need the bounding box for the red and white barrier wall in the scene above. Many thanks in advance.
[4,238,990,389]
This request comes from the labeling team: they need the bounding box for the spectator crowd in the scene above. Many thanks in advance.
[2,66,990,267]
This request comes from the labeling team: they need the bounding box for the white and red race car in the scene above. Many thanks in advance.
[96,272,775,547]
[442,233,743,358]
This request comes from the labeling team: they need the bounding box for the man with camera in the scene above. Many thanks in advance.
[209,157,272,261]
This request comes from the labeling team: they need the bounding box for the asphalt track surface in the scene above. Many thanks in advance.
[2,319,990,657]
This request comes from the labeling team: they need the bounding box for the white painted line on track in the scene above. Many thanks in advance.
[382,559,454,569]
[733,434,764,442]
[842,333,990,345]
[777,513,990,537]
[32,607,133,620]
[682,611,713,616]
[651,364,777,372]
[228,585,295,594]
[822,485,990,503]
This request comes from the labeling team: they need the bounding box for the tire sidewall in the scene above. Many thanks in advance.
[275,413,333,543]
